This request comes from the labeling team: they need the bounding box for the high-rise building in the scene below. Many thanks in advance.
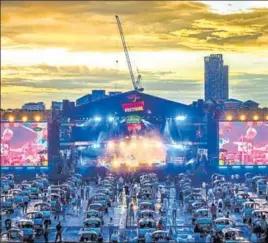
[22,102,45,111]
[51,101,63,111]
[204,54,229,101]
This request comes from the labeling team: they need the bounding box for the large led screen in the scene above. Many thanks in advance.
[1,122,48,166]
[219,121,268,166]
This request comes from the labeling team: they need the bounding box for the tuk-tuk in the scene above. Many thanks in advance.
[138,210,157,221]
[140,188,154,197]
[1,229,23,243]
[185,193,203,210]
[15,219,34,243]
[51,187,65,198]
[213,218,235,232]
[78,230,100,242]
[194,218,212,239]
[26,211,44,234]
[21,184,31,194]
[256,179,267,197]
[182,188,192,199]
[151,230,174,243]
[221,228,249,243]
[1,195,14,214]
[138,201,155,212]
[242,202,261,222]
[10,189,23,207]
[83,218,102,232]
[34,202,52,225]
[1,180,10,194]
[50,193,61,211]
[192,208,212,225]
[138,193,154,202]
[252,176,265,192]
[223,194,232,209]
[29,186,39,200]
[137,218,156,243]
[85,210,104,225]
[245,173,254,186]
[96,188,114,200]
[251,210,268,228]
[191,201,208,213]
[88,203,105,212]
[89,194,111,209]
[234,193,250,212]
[80,218,103,242]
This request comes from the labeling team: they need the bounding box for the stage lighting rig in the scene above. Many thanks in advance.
[94,116,102,122]
[175,115,186,121]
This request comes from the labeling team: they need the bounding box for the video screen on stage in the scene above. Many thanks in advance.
[219,121,268,166]
[1,122,48,166]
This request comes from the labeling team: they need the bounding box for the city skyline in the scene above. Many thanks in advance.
[1,1,268,108]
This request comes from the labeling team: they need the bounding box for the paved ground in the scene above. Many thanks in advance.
[1,182,253,242]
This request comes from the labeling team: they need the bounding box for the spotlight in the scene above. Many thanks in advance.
[107,141,115,150]
[240,115,246,121]
[266,115,268,120]
[22,116,28,122]
[253,115,259,121]
[94,116,102,122]
[112,160,119,168]
[35,115,41,122]
[143,142,149,148]
[173,144,184,150]
[131,142,137,148]
[108,116,114,122]
[92,143,100,149]
[8,116,15,122]
[119,141,125,148]
[155,142,162,148]
[226,115,232,121]
[175,115,186,121]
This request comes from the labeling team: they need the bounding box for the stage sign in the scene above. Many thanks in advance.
[1,122,48,167]
[126,115,141,124]
[219,121,268,166]
[122,101,144,112]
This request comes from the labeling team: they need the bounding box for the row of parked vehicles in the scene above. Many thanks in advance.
[0,173,83,243]
[136,173,175,243]
[184,173,268,243]
[78,173,117,242]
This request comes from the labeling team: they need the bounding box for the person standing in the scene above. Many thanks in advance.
[23,196,29,214]
[81,184,84,201]
[44,222,49,243]
[55,221,62,243]
[55,201,61,220]
[76,195,82,215]
[62,199,67,220]
[172,202,177,222]
[210,203,217,220]
[129,203,135,224]
[85,184,90,200]
[179,190,183,207]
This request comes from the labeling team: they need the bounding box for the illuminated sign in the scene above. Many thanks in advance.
[126,115,141,124]
[122,101,144,112]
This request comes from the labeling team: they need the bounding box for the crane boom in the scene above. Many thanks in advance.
[115,15,143,91]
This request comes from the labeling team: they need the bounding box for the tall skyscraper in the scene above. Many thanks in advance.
[204,54,229,101]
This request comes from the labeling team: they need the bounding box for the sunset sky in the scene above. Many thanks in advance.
[1,1,268,109]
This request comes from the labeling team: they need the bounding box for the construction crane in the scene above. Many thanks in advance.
[115,15,144,92]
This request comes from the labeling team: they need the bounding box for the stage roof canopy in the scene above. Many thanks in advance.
[72,90,204,120]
